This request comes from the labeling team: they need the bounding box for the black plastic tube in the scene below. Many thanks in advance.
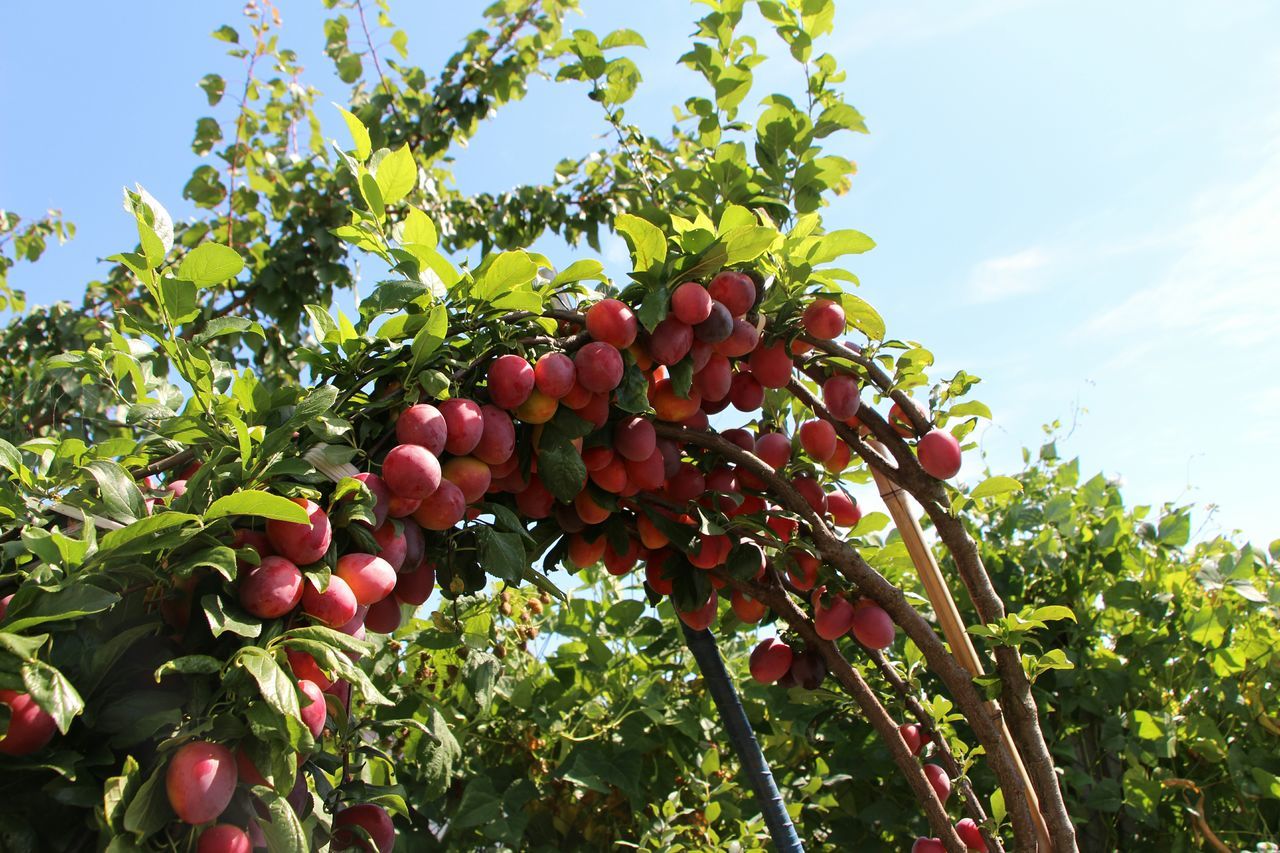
[681,623,805,853]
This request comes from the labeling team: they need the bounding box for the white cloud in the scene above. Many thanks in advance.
[967,247,1053,303]
[1086,133,1280,355]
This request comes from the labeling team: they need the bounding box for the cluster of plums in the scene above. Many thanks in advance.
[164,737,392,852]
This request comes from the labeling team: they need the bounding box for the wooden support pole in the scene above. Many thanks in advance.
[869,445,1055,852]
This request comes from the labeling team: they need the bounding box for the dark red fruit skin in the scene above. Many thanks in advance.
[238,556,304,619]
[912,839,946,853]
[266,499,332,566]
[693,301,733,343]
[474,405,516,466]
[821,374,861,421]
[676,591,718,630]
[332,803,396,853]
[198,825,252,853]
[787,649,828,690]
[439,398,484,455]
[716,318,761,357]
[648,317,694,365]
[395,404,446,456]
[747,341,794,388]
[748,637,794,684]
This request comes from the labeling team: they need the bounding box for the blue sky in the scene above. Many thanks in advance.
[2,1,1277,546]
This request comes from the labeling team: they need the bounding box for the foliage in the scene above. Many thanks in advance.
[967,433,1280,852]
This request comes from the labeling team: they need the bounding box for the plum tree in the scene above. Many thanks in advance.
[671,281,713,324]
[574,342,624,392]
[439,398,484,455]
[956,819,989,852]
[708,271,755,316]
[924,763,952,804]
[851,600,896,649]
[0,1,1094,849]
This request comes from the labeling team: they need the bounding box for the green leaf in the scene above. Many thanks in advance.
[122,762,172,836]
[359,172,385,213]
[474,251,537,301]
[402,208,437,248]
[477,528,526,583]
[205,491,309,523]
[840,293,885,341]
[615,214,667,272]
[537,438,587,504]
[154,655,222,681]
[552,259,606,286]
[409,304,448,365]
[278,625,373,660]
[970,476,1023,500]
[202,594,262,639]
[192,316,265,345]
[421,707,461,799]
[1027,605,1076,624]
[601,28,647,49]
[157,277,199,324]
[2,585,120,633]
[636,285,669,333]
[722,226,779,265]
[374,145,417,205]
[237,647,300,721]
[97,512,202,557]
[335,104,371,160]
[86,461,147,523]
[804,229,876,264]
[21,659,83,733]
[177,242,244,286]
[0,437,22,474]
[254,784,309,852]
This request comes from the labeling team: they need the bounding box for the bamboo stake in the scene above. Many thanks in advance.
[869,445,1055,852]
